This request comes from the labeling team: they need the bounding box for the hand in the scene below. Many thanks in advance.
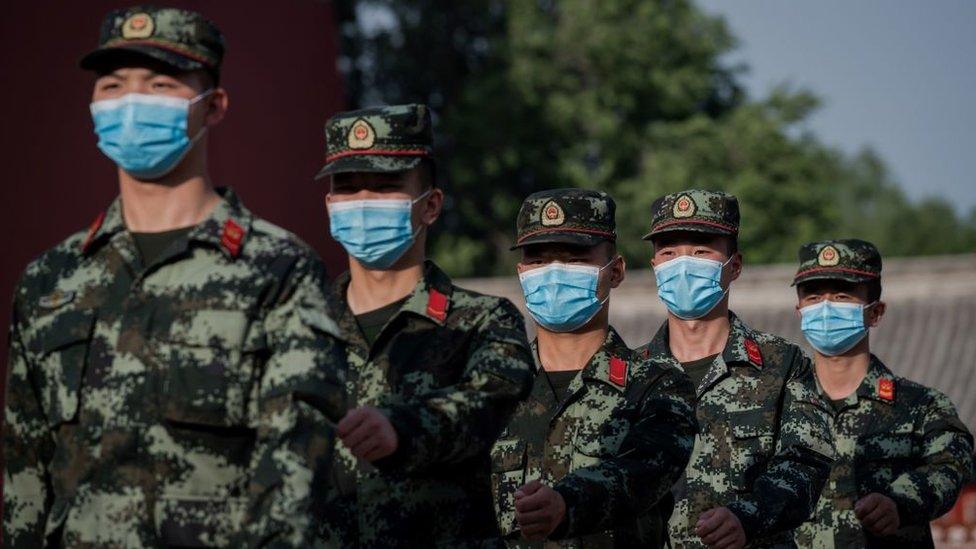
[514,480,567,541]
[855,493,900,535]
[336,406,398,462]
[696,507,746,549]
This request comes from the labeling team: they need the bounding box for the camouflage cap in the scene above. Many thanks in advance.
[642,189,739,239]
[792,238,882,286]
[511,188,616,250]
[80,6,224,78]
[315,104,434,179]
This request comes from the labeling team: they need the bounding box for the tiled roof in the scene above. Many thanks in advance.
[462,254,976,433]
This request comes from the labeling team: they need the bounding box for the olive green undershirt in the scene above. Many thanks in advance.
[544,369,581,403]
[681,353,719,390]
[132,226,194,267]
[355,296,409,347]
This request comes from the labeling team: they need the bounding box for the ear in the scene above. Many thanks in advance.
[866,301,886,327]
[419,187,444,226]
[608,254,626,289]
[204,87,229,126]
[729,251,743,282]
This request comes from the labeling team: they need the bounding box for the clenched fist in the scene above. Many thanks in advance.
[337,406,399,462]
[696,507,746,549]
[855,493,900,536]
[514,480,567,541]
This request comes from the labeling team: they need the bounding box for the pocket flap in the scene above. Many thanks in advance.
[167,310,249,348]
[28,309,96,355]
[491,438,526,472]
[731,409,774,440]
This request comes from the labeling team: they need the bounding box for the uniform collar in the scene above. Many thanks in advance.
[327,259,455,351]
[647,310,764,371]
[80,187,254,261]
[855,355,897,405]
[531,326,631,395]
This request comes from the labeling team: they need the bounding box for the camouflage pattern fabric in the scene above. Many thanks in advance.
[511,188,616,250]
[3,188,347,548]
[318,260,535,547]
[642,190,739,239]
[792,239,882,286]
[80,6,224,75]
[642,312,835,547]
[315,104,434,179]
[795,356,974,548]
[491,327,698,548]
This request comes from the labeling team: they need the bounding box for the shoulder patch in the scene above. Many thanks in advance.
[221,218,245,257]
[609,356,627,386]
[744,339,763,366]
[426,288,449,321]
[81,211,106,252]
[878,378,895,401]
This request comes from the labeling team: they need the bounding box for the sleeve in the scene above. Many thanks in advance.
[375,298,534,474]
[886,390,974,525]
[552,366,699,538]
[726,350,835,540]
[240,256,348,548]
[3,289,55,548]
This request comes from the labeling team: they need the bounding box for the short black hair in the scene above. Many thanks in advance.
[419,158,437,188]
[866,278,882,302]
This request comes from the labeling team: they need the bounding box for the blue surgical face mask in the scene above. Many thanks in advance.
[800,300,875,356]
[91,91,212,179]
[519,259,614,333]
[327,189,431,269]
[653,255,731,320]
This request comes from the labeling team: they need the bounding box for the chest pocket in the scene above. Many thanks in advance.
[729,408,775,492]
[161,309,267,427]
[855,424,917,491]
[387,324,473,398]
[570,390,632,469]
[26,308,96,428]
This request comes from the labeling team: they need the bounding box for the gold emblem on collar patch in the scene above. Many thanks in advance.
[540,200,565,227]
[673,194,696,218]
[818,245,840,267]
[121,13,154,39]
[347,119,376,150]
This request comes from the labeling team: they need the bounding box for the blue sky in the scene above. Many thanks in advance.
[698,0,976,214]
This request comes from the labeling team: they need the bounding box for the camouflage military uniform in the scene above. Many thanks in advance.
[3,189,346,548]
[492,329,698,548]
[4,10,346,547]
[642,190,835,547]
[491,189,698,548]
[315,105,536,547]
[791,240,974,548]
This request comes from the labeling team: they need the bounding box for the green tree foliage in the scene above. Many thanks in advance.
[334,0,976,276]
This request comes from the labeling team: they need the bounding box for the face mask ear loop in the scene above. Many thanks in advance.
[186,89,214,143]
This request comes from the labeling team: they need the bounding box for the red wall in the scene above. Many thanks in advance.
[0,1,347,512]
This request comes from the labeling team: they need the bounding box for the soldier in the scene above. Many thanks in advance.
[642,190,835,548]
[314,104,535,547]
[490,189,699,547]
[3,6,346,547]
[791,239,974,548]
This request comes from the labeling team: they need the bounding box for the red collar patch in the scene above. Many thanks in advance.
[609,356,627,386]
[81,211,106,252]
[426,288,449,322]
[744,339,763,366]
[220,218,245,258]
[877,378,895,401]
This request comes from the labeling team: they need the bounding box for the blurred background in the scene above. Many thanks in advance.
[1,0,974,543]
